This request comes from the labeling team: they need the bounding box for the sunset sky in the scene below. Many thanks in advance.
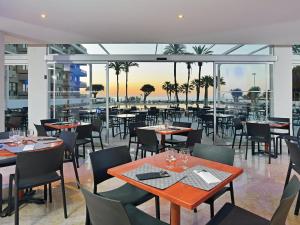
[80,44,270,101]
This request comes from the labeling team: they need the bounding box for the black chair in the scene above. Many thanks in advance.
[245,122,275,164]
[192,143,235,218]
[206,175,300,225]
[268,117,290,155]
[8,146,67,225]
[135,113,147,123]
[40,118,59,134]
[89,146,160,223]
[231,118,246,149]
[59,131,80,187]
[136,129,165,160]
[6,116,22,131]
[81,188,167,225]
[284,140,300,215]
[201,114,215,138]
[34,124,48,136]
[128,122,146,149]
[0,131,9,139]
[175,129,203,152]
[164,122,192,146]
[284,126,300,147]
[75,124,95,167]
[91,118,104,150]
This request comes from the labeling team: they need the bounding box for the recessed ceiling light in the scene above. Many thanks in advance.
[177,14,184,19]
[41,13,47,19]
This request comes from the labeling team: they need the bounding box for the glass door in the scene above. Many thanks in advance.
[213,63,272,146]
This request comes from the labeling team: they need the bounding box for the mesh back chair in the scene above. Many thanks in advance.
[231,118,246,149]
[34,124,48,137]
[6,116,22,131]
[89,146,160,222]
[206,175,300,225]
[128,122,146,149]
[284,126,300,149]
[164,122,192,146]
[40,118,59,133]
[75,124,95,167]
[8,146,67,225]
[0,131,9,139]
[135,113,147,123]
[59,131,80,187]
[175,129,203,152]
[201,114,214,139]
[245,122,275,164]
[91,118,104,149]
[284,140,300,215]
[268,117,290,155]
[192,144,235,218]
[147,109,159,125]
[136,129,165,160]
[81,188,167,225]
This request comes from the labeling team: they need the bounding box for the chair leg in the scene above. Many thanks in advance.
[245,138,248,160]
[72,159,80,188]
[83,145,86,159]
[90,138,95,152]
[155,196,160,219]
[239,135,243,149]
[209,202,215,218]
[49,183,52,203]
[8,175,14,216]
[295,191,300,215]
[230,182,235,205]
[232,131,236,149]
[75,146,79,168]
[284,163,292,187]
[280,138,282,154]
[135,144,139,160]
[193,208,197,213]
[60,172,68,218]
[99,135,104,150]
[15,186,19,225]
[43,184,47,201]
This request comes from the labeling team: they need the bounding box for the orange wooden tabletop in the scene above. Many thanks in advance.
[140,126,193,136]
[44,122,90,130]
[108,152,243,210]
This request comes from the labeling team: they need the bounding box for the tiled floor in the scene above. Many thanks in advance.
[1,125,300,225]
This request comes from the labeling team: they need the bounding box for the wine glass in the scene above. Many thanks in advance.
[27,129,35,138]
[165,148,177,169]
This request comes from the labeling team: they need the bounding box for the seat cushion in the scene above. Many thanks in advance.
[206,203,270,225]
[125,204,168,225]
[99,183,153,205]
[19,172,61,189]
[76,138,90,145]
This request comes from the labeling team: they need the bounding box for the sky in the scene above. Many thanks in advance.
[79,44,270,101]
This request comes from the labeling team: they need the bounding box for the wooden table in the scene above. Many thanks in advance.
[44,121,90,130]
[140,125,193,145]
[108,152,243,225]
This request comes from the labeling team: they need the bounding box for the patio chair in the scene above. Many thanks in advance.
[91,118,104,149]
[164,122,192,146]
[128,121,146,149]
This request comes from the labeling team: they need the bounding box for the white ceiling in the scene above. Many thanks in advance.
[1,0,300,44]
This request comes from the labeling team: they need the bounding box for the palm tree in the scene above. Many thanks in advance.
[186,62,193,90]
[201,75,214,106]
[140,84,155,103]
[123,62,139,103]
[164,44,186,104]
[162,81,172,102]
[168,83,176,101]
[90,84,104,99]
[293,45,300,54]
[191,79,202,102]
[179,83,194,108]
[231,88,243,102]
[109,62,124,102]
[193,45,213,104]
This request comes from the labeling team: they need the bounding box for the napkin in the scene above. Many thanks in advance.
[23,144,35,151]
[193,170,221,184]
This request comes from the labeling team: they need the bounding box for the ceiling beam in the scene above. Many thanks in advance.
[206,44,215,51]
[70,44,87,54]
[248,45,269,55]
[50,46,65,55]
[98,44,110,55]
[223,44,244,55]
[155,44,158,55]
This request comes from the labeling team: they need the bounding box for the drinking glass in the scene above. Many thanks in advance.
[27,129,35,138]
[165,148,177,169]
[181,148,190,170]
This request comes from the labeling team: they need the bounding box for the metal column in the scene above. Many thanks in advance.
[105,62,110,144]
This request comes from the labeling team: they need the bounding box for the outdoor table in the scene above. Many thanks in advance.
[246,120,289,129]
[0,137,63,216]
[139,125,192,145]
[108,152,243,225]
[44,121,91,131]
[115,114,136,139]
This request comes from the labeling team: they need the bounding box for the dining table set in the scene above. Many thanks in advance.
[108,150,243,225]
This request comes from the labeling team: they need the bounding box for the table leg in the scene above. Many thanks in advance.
[123,118,127,139]
[170,202,180,225]
[161,134,166,146]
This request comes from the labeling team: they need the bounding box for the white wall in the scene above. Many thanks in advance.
[272,46,293,121]
[28,46,48,130]
[0,32,5,131]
